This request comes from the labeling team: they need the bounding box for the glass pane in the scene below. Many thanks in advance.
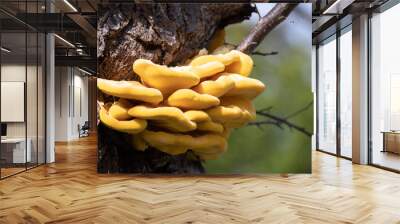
[318,37,337,154]
[312,46,317,151]
[26,0,39,169]
[1,30,27,177]
[27,31,38,169]
[340,29,352,158]
[371,4,400,171]
[38,32,45,165]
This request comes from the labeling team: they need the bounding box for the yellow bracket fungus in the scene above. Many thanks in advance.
[192,75,235,97]
[97,78,163,104]
[184,110,211,122]
[206,104,243,123]
[108,99,133,121]
[190,50,254,77]
[133,59,200,95]
[206,97,255,128]
[221,128,232,138]
[167,89,220,110]
[99,105,147,134]
[225,50,254,76]
[190,61,225,79]
[141,130,227,155]
[189,50,240,67]
[221,73,266,99]
[196,120,224,133]
[154,145,188,155]
[98,50,265,160]
[219,97,256,128]
[128,105,197,132]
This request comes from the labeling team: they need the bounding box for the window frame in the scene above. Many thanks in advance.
[315,24,353,161]
[367,0,400,173]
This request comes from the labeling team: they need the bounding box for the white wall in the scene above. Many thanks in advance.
[55,66,69,141]
[54,66,89,141]
[1,63,46,163]
[1,65,42,138]
[1,65,26,139]
[72,73,89,138]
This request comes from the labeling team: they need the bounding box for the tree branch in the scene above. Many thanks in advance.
[236,3,298,54]
[249,102,313,137]
[238,3,309,136]
[228,43,278,56]
[252,51,278,56]
[283,101,313,119]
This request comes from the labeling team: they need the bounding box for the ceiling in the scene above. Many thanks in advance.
[312,0,390,44]
[0,0,394,72]
[0,0,97,73]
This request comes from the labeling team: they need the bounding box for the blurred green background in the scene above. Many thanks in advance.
[205,4,313,173]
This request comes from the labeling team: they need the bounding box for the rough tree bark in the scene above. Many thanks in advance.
[97,3,255,174]
[98,3,255,80]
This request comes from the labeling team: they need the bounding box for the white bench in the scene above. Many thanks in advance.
[1,138,32,163]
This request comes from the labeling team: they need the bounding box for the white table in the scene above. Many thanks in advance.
[1,138,31,163]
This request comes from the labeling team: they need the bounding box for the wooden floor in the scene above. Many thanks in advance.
[1,167,26,178]
[1,136,400,224]
[373,150,400,171]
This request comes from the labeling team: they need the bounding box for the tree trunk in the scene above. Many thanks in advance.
[97,3,254,174]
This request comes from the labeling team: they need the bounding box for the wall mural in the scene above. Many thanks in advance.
[97,3,312,174]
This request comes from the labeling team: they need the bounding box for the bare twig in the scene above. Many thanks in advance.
[252,51,278,56]
[237,3,310,137]
[228,43,278,56]
[284,101,313,119]
[237,3,298,54]
[248,102,313,137]
[250,114,312,137]
[250,120,282,130]
[259,106,273,113]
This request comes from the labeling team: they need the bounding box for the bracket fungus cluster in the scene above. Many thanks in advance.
[98,50,265,160]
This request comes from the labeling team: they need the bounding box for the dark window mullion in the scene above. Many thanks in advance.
[44,0,47,164]
[0,22,2,179]
[36,0,39,167]
[316,45,320,150]
[25,0,28,171]
[367,11,373,165]
[336,29,341,157]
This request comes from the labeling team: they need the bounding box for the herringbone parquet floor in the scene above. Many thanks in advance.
[1,135,400,224]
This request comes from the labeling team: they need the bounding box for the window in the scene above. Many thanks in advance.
[0,1,47,179]
[316,25,353,159]
[370,3,400,171]
[339,28,352,158]
[317,36,337,154]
